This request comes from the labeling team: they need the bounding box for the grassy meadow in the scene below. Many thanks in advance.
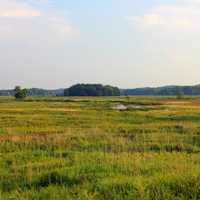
[1,96,200,199]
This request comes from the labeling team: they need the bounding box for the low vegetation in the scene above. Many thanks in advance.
[0,96,200,199]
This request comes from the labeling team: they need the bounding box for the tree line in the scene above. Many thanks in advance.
[4,84,200,100]
[12,84,120,100]
[64,84,120,96]
[121,85,200,96]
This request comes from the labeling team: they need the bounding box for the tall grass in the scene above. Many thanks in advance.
[0,96,200,199]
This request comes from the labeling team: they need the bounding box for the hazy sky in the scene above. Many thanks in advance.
[1,0,200,89]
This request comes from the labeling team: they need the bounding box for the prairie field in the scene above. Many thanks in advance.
[1,96,200,199]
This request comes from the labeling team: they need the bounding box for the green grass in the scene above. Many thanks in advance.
[0,96,200,199]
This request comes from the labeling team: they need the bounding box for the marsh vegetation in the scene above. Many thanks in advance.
[0,96,200,199]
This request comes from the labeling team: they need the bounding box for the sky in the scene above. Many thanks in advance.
[1,0,200,89]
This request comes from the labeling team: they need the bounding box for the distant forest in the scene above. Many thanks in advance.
[121,85,200,96]
[1,84,200,96]
[64,84,120,96]
[0,84,120,97]
[0,88,64,97]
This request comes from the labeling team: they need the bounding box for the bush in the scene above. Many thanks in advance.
[14,86,27,100]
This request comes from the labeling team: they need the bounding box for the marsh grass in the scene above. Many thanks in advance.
[0,96,200,199]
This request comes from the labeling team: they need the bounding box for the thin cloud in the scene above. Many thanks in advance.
[0,0,41,17]
[0,9,41,17]
[127,3,200,31]
[0,0,79,40]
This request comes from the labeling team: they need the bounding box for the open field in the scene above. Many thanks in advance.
[1,96,200,199]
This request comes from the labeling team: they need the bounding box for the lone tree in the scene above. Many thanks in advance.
[14,86,27,100]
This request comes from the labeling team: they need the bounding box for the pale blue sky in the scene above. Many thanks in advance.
[1,0,200,89]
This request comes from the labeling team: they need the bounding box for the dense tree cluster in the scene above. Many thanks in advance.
[64,84,120,96]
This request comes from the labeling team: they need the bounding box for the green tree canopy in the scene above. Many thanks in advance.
[14,86,27,100]
[64,84,120,96]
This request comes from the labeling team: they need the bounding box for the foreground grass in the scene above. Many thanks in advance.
[1,96,200,199]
